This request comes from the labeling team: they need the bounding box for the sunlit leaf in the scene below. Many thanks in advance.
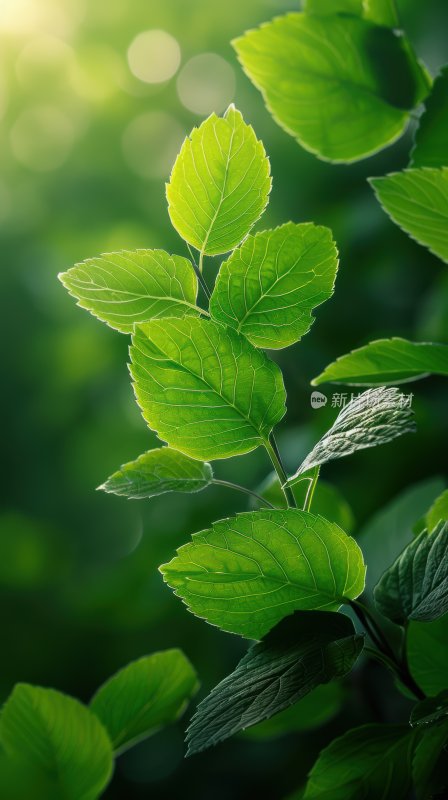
[374,522,448,623]
[312,338,448,386]
[129,316,286,461]
[288,387,415,482]
[98,447,213,500]
[370,168,448,263]
[166,106,271,256]
[426,489,448,532]
[363,0,398,27]
[411,66,448,168]
[0,684,113,800]
[407,614,448,696]
[90,650,199,755]
[58,250,200,333]
[233,14,429,163]
[186,611,363,754]
[303,724,417,799]
[209,223,338,350]
[160,508,365,639]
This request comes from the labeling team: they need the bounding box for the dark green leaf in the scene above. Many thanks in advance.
[98,447,213,500]
[90,650,199,755]
[412,720,448,799]
[160,508,365,639]
[411,691,448,729]
[130,317,286,461]
[426,489,448,532]
[407,614,448,696]
[242,682,343,740]
[411,66,448,168]
[186,611,363,755]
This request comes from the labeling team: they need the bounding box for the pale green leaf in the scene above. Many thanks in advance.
[363,0,398,26]
[407,614,448,697]
[288,387,415,482]
[90,650,199,755]
[160,508,365,639]
[426,489,448,532]
[374,522,448,623]
[209,223,338,350]
[412,720,448,800]
[166,106,271,256]
[411,691,448,729]
[303,724,417,799]
[233,14,429,163]
[0,684,113,800]
[411,66,448,168]
[58,250,200,333]
[243,682,343,740]
[370,168,448,263]
[312,338,448,386]
[98,447,213,500]
[186,611,363,755]
[129,316,286,461]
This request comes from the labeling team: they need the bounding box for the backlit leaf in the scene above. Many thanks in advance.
[426,489,448,532]
[129,316,286,461]
[166,106,271,256]
[363,0,398,27]
[302,0,363,17]
[186,611,363,754]
[209,223,338,350]
[160,508,365,639]
[407,614,448,697]
[411,66,448,168]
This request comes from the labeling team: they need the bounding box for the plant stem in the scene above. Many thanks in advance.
[212,479,275,509]
[264,436,297,508]
[303,466,320,512]
[187,244,211,300]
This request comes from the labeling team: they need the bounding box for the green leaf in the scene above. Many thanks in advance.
[160,508,365,639]
[412,720,448,799]
[374,522,448,623]
[426,489,448,532]
[303,0,363,16]
[0,684,113,800]
[186,611,363,755]
[363,0,398,27]
[288,387,415,482]
[242,682,343,740]
[303,724,417,799]
[209,223,338,350]
[411,66,448,168]
[312,338,448,386]
[370,168,448,263]
[233,14,429,163]
[90,649,199,755]
[129,316,286,461]
[166,106,271,256]
[407,614,448,697]
[411,691,448,729]
[98,447,213,500]
[58,250,200,333]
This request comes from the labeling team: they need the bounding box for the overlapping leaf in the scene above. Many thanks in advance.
[99,447,213,500]
[209,223,338,350]
[58,250,200,333]
[374,522,448,624]
[370,168,448,263]
[407,614,448,697]
[129,317,286,461]
[288,387,416,482]
[186,611,363,755]
[233,13,429,163]
[243,683,343,740]
[90,650,199,755]
[411,66,448,168]
[160,508,365,639]
[312,338,448,386]
[426,489,448,531]
[0,684,113,800]
[410,691,448,729]
[166,106,271,256]
[412,720,448,800]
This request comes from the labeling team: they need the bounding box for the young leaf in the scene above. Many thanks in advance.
[160,508,365,639]
[233,14,429,163]
[288,387,415,482]
[410,691,448,729]
[370,168,448,263]
[58,250,200,333]
[0,684,113,800]
[98,447,213,500]
[407,614,448,697]
[426,489,448,532]
[209,223,338,350]
[243,682,343,740]
[129,316,286,461]
[90,650,199,756]
[303,724,417,799]
[374,523,448,624]
[186,611,363,755]
[411,66,448,168]
[166,106,271,256]
[412,720,448,800]
[312,338,448,386]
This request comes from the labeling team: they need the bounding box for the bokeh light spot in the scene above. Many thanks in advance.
[122,111,185,180]
[10,106,76,172]
[177,52,235,115]
[127,29,181,84]
[16,35,75,89]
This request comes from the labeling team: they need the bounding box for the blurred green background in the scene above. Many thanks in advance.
[1,0,447,797]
